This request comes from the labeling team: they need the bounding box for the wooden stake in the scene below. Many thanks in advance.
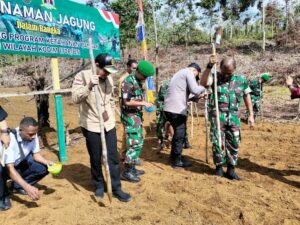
[204,98,209,164]
[89,38,112,203]
[190,102,194,139]
[212,43,222,150]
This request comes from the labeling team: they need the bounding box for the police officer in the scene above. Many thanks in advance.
[120,60,155,183]
[246,73,270,120]
[200,56,254,180]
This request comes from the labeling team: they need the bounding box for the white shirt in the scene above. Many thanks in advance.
[0,127,40,166]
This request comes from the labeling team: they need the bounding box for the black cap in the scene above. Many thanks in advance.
[188,63,201,73]
[95,53,118,74]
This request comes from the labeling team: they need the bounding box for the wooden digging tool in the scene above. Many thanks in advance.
[88,38,112,203]
[212,43,222,151]
[204,93,209,163]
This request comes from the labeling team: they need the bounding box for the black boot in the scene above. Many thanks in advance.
[171,156,192,168]
[121,164,141,183]
[133,165,145,176]
[183,140,192,149]
[215,165,224,177]
[225,165,241,180]
[113,189,132,202]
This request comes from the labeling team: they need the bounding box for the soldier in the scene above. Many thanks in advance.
[120,60,155,183]
[118,59,138,161]
[246,73,270,120]
[156,79,171,150]
[200,56,254,180]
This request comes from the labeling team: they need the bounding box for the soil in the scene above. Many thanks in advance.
[0,86,299,225]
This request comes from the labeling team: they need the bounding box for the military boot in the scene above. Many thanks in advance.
[121,164,141,183]
[183,139,192,149]
[215,165,224,177]
[225,165,241,180]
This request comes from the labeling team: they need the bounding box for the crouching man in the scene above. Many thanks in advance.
[1,117,55,208]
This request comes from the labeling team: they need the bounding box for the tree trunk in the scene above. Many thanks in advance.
[36,94,50,127]
[262,0,266,53]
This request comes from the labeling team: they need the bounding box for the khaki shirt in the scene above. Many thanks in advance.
[72,69,115,133]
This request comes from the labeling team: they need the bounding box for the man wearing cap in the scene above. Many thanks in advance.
[164,63,206,168]
[246,73,270,120]
[120,60,154,183]
[200,56,254,180]
[72,53,131,202]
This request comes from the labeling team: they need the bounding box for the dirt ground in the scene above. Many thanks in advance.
[0,87,299,225]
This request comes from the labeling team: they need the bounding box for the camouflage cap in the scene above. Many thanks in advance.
[137,60,155,78]
[261,73,270,81]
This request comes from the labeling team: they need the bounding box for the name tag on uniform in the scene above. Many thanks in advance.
[102,110,109,122]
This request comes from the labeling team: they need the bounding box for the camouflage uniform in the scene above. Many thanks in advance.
[248,77,263,118]
[121,73,144,164]
[209,73,251,166]
[155,80,170,144]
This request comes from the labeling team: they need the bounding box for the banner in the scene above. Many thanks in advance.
[0,0,120,59]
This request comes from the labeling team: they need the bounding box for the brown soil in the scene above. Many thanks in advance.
[0,87,299,225]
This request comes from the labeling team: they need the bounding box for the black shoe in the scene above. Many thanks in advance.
[121,164,141,183]
[225,165,241,180]
[216,165,224,177]
[95,187,104,198]
[0,196,11,211]
[113,189,132,202]
[183,142,192,149]
[133,166,145,176]
[172,157,192,168]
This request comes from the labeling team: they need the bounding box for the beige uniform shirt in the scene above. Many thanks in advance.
[72,69,115,133]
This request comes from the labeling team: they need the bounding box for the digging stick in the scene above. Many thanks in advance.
[212,43,222,151]
[204,95,209,164]
[88,38,112,203]
[194,102,200,124]
[260,82,264,118]
[190,102,194,139]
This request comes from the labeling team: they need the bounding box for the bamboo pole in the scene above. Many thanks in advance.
[212,44,222,150]
[204,97,209,163]
[190,102,194,139]
[0,89,72,98]
[88,38,112,203]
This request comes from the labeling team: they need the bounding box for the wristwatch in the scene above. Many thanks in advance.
[0,128,10,134]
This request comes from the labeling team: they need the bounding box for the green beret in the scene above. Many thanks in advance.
[261,73,270,81]
[137,60,155,78]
